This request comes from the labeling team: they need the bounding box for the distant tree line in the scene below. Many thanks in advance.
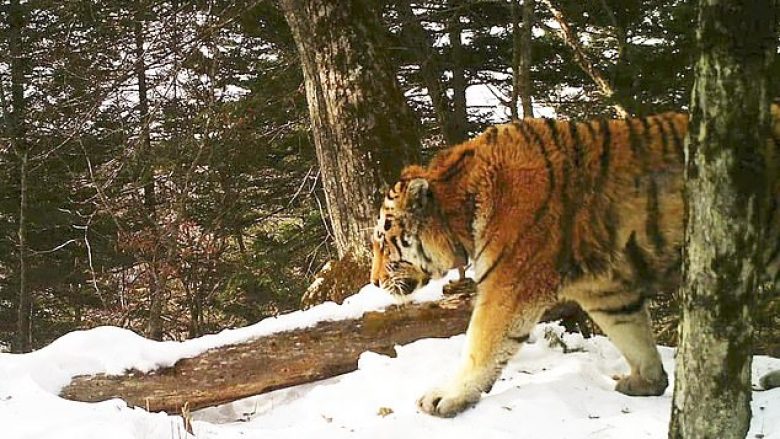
[1,0,778,352]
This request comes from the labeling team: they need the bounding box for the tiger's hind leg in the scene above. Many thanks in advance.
[417,282,548,417]
[574,286,668,396]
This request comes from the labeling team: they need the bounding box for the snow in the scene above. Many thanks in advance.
[1,271,778,439]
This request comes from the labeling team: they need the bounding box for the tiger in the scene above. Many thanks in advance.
[370,105,780,417]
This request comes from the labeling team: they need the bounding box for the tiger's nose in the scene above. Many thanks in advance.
[372,279,380,287]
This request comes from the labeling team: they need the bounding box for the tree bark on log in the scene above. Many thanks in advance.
[60,292,475,413]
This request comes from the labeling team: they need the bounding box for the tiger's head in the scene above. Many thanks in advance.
[370,177,468,297]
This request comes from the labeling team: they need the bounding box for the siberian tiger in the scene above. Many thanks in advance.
[370,106,780,417]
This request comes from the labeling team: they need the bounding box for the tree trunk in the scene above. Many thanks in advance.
[448,1,469,141]
[279,0,421,263]
[669,1,776,438]
[9,0,32,354]
[511,0,534,119]
[134,14,164,341]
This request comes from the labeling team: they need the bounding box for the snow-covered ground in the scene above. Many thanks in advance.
[1,272,778,439]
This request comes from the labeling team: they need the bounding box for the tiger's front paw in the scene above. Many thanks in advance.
[417,384,481,417]
[615,370,668,396]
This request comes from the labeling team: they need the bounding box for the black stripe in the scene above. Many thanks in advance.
[628,120,643,195]
[592,113,620,255]
[514,121,555,223]
[625,232,655,286]
[662,114,685,163]
[544,118,563,153]
[649,116,671,161]
[636,117,652,170]
[582,121,598,187]
[646,177,665,252]
[475,248,506,285]
[580,253,610,275]
[390,236,404,256]
[549,119,578,277]
[514,120,531,143]
[583,118,597,137]
[567,120,588,276]
[544,120,566,188]
[595,118,611,193]
[626,118,642,160]
[569,121,585,177]
[417,241,432,264]
[590,295,646,315]
[644,116,662,158]
[604,202,619,256]
[439,149,475,181]
[486,126,499,145]
[568,121,582,169]
[474,233,495,262]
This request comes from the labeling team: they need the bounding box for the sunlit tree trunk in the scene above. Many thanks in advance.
[669,1,776,437]
[280,0,421,263]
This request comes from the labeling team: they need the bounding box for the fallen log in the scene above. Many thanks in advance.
[60,278,589,414]
[60,291,475,413]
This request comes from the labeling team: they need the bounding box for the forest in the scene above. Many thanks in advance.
[1,0,778,355]
[2,0,780,437]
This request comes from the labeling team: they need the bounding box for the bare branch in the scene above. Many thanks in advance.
[538,0,629,117]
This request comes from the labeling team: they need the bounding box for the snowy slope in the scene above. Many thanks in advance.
[1,273,778,439]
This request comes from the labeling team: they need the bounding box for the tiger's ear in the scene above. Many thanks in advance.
[406,178,431,215]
